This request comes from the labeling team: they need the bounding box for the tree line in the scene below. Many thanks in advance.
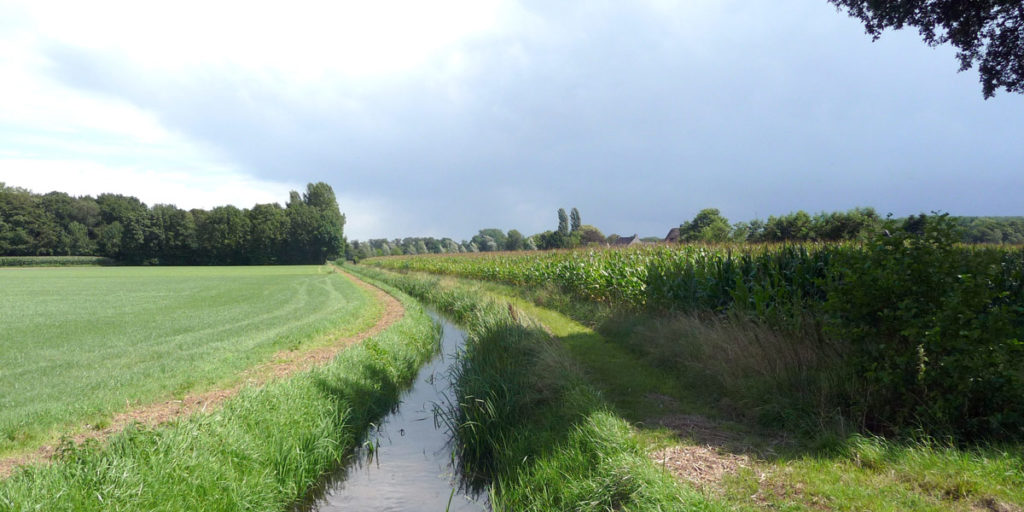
[0,182,346,265]
[347,206,1024,261]
[346,207,603,260]
[676,208,1024,245]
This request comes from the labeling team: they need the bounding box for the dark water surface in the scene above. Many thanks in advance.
[304,311,490,512]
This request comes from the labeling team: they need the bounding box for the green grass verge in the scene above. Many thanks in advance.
[347,264,726,511]
[0,265,381,455]
[0,278,438,511]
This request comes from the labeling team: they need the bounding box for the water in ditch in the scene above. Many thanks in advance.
[303,311,490,512]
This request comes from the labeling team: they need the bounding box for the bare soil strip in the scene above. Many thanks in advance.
[0,268,404,479]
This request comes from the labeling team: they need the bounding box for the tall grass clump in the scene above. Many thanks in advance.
[347,264,723,511]
[0,283,437,511]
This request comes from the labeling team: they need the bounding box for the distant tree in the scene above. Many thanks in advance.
[577,224,605,245]
[535,230,562,250]
[247,203,289,264]
[96,194,152,263]
[680,208,731,242]
[763,211,813,242]
[505,229,525,251]
[197,206,250,264]
[829,0,1024,98]
[284,183,346,264]
[303,182,346,263]
[443,238,460,253]
[151,204,197,264]
[415,240,429,254]
[96,221,123,258]
[0,185,53,255]
[570,207,582,233]
[424,238,443,254]
[957,216,1024,244]
[730,221,752,243]
[472,228,507,251]
[557,209,570,237]
[811,207,881,241]
[524,236,538,251]
[66,221,95,255]
[606,233,621,245]
[744,219,767,242]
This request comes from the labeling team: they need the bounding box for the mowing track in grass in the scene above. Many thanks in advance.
[0,266,393,473]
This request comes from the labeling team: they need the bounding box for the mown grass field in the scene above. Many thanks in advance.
[0,265,380,455]
[1,277,438,511]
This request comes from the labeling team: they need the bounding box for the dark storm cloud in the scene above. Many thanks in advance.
[43,0,1024,240]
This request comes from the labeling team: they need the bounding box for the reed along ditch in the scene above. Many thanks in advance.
[300,311,490,512]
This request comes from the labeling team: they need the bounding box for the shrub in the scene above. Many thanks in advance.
[826,214,1024,439]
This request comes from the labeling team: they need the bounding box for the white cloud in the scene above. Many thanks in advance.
[13,0,518,79]
[0,159,300,210]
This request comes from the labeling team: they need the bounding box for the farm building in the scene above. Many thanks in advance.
[613,234,641,247]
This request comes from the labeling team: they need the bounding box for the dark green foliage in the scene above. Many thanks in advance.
[470,228,507,252]
[246,203,288,264]
[534,230,561,250]
[679,208,731,242]
[285,185,347,265]
[829,0,1024,98]
[505,229,525,250]
[0,182,345,265]
[577,224,606,245]
[569,207,581,233]
[825,214,1024,439]
[957,216,1024,244]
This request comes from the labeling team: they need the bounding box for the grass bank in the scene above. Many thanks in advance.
[355,265,1024,511]
[0,265,380,455]
[347,264,726,511]
[0,278,438,511]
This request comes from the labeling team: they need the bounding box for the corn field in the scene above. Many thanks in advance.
[365,243,1024,325]
[364,241,1024,439]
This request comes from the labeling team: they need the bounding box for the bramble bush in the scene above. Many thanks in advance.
[826,214,1024,440]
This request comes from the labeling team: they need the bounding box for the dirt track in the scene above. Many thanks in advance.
[0,268,404,479]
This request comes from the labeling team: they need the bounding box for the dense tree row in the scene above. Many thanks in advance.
[347,207,1023,261]
[956,216,1024,244]
[0,182,346,265]
[677,208,1024,245]
[678,207,885,243]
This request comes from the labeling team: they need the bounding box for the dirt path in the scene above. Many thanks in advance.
[0,268,404,479]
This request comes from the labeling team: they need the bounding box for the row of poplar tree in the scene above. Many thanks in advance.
[0,182,346,265]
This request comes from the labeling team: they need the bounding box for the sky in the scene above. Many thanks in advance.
[1,0,1022,241]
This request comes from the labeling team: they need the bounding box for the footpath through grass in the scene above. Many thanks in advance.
[0,275,438,511]
[356,265,1024,511]
[0,265,380,456]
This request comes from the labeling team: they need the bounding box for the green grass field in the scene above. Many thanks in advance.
[0,265,380,455]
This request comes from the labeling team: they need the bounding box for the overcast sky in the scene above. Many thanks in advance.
[1,0,1021,240]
